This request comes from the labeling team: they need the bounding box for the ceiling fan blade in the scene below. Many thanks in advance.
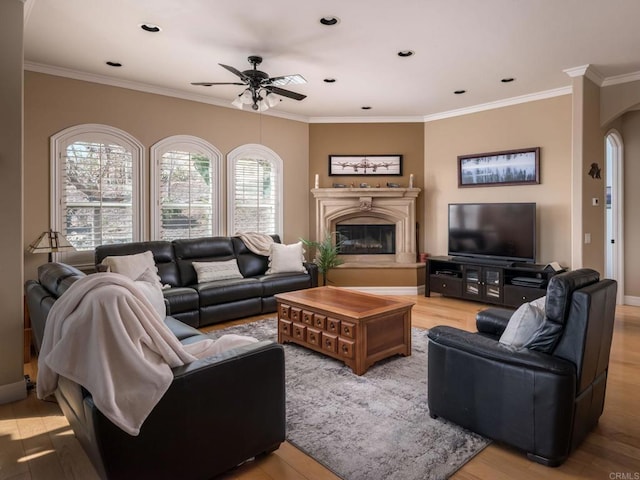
[191,82,246,86]
[269,74,307,86]
[266,86,307,101]
[219,63,250,81]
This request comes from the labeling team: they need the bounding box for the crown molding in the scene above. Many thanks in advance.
[422,87,572,123]
[24,61,310,123]
[602,70,640,87]
[563,64,605,86]
[308,115,425,124]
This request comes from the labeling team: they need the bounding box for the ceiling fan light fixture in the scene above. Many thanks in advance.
[320,16,340,26]
[265,92,280,108]
[231,95,244,109]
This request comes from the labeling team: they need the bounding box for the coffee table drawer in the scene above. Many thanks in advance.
[279,304,291,320]
[338,338,355,359]
[302,310,314,325]
[341,321,356,339]
[326,318,341,335]
[292,323,306,341]
[322,333,338,353]
[307,327,322,347]
[290,307,302,323]
[279,318,292,336]
[313,314,327,330]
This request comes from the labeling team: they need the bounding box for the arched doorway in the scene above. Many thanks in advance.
[605,130,624,304]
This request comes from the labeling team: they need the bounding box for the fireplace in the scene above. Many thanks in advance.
[337,224,396,255]
[312,187,420,264]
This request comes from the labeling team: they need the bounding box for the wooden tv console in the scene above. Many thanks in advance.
[275,287,414,375]
[425,256,561,308]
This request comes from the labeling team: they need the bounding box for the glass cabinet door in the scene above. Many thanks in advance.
[463,267,481,298]
[483,268,502,300]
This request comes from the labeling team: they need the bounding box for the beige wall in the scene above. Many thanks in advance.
[424,95,573,266]
[622,110,640,296]
[602,79,640,126]
[308,123,425,249]
[0,0,26,402]
[580,78,606,274]
[24,72,309,280]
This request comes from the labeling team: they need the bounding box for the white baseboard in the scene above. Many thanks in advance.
[342,285,426,296]
[0,378,27,405]
[624,295,640,306]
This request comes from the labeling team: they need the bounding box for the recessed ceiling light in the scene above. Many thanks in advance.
[106,61,122,67]
[397,50,414,57]
[320,16,339,26]
[501,77,515,83]
[140,23,162,33]
[324,78,336,83]
[454,90,466,95]
[361,106,372,110]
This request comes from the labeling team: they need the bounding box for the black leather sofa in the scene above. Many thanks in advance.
[95,235,318,328]
[427,269,617,466]
[25,262,286,480]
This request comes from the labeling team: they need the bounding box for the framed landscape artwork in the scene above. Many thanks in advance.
[329,154,402,176]
[458,147,540,187]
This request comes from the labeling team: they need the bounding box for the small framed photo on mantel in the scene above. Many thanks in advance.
[329,154,402,176]
[458,147,540,187]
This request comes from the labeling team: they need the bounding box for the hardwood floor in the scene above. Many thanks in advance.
[2,295,639,480]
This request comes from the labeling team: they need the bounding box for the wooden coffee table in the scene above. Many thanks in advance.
[275,286,414,375]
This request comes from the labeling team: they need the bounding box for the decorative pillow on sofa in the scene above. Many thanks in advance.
[266,242,307,275]
[101,251,160,284]
[192,259,243,283]
[499,296,546,348]
[134,267,166,319]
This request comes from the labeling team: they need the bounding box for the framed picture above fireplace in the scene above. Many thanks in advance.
[329,154,402,176]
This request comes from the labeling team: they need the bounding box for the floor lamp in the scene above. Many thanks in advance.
[27,229,75,262]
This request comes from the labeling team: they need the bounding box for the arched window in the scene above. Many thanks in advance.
[151,135,222,240]
[50,124,144,267]
[227,144,283,236]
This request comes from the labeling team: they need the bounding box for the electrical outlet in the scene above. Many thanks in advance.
[592,197,599,206]
[585,233,591,244]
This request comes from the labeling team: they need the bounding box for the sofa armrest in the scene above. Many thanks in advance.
[83,341,285,480]
[304,261,319,288]
[428,325,574,374]
[476,307,513,338]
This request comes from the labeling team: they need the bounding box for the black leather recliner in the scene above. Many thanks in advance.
[25,262,286,480]
[427,269,617,466]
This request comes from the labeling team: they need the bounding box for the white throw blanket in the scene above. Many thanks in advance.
[237,232,274,256]
[37,273,258,436]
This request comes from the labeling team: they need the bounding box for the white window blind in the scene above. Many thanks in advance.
[51,124,144,267]
[150,135,222,240]
[227,145,283,236]
[159,150,213,240]
[62,141,134,250]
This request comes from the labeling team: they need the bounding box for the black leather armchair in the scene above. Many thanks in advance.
[427,269,617,466]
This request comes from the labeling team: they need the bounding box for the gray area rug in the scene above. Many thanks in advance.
[210,319,489,480]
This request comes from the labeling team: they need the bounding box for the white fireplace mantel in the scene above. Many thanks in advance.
[311,187,421,264]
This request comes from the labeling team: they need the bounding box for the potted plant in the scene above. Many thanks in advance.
[301,232,343,286]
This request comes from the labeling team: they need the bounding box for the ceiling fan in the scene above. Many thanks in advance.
[191,55,307,111]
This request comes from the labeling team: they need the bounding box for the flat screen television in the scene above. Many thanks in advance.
[448,202,536,263]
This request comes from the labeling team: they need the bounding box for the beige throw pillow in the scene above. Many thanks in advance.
[266,242,307,275]
[101,251,159,283]
[499,296,546,348]
[192,259,243,283]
